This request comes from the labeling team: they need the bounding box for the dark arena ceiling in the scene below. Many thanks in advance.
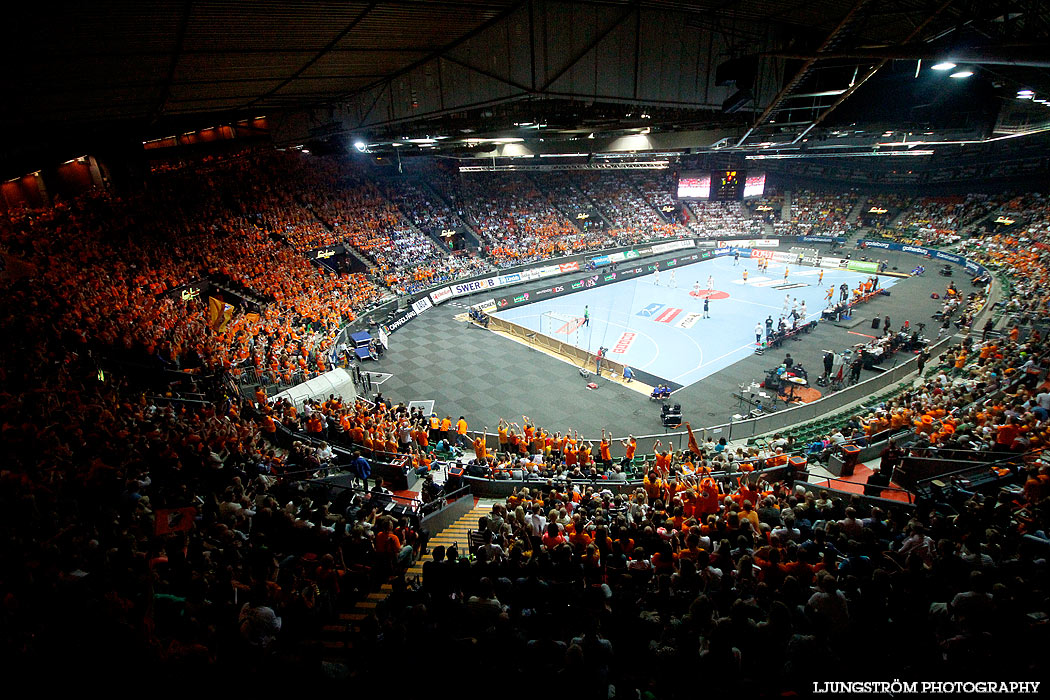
[4,0,1050,168]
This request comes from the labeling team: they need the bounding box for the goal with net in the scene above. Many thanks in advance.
[540,310,584,348]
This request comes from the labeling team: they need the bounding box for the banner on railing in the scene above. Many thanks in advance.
[723,238,779,248]
[429,286,454,304]
[847,260,881,273]
[855,240,986,275]
[306,243,344,260]
[411,296,433,315]
[651,240,695,255]
[493,252,704,308]
[796,235,846,244]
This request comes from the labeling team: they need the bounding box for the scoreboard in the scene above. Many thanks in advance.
[676,169,764,200]
[715,170,740,200]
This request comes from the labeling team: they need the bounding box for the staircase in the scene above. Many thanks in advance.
[847,194,869,224]
[307,499,485,674]
[416,501,486,567]
[418,179,483,246]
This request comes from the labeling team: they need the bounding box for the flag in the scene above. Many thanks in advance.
[685,421,701,457]
[207,296,234,332]
[155,506,196,535]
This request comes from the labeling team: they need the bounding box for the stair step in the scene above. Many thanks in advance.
[339,612,367,621]
[356,601,377,609]
[367,592,386,600]
[322,624,346,633]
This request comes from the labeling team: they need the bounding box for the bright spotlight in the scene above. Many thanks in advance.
[353,141,367,152]
[948,70,973,79]
[931,62,956,71]
[1017,89,1035,98]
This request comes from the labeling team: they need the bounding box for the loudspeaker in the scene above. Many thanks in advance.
[722,89,753,114]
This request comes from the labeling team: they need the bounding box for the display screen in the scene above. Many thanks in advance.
[743,173,766,199]
[715,170,740,200]
[677,172,711,199]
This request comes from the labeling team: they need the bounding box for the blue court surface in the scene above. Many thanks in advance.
[492,256,898,390]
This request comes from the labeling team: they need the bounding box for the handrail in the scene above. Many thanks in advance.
[807,474,916,504]
[913,448,1035,489]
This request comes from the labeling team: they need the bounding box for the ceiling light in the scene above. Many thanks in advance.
[353,141,367,152]
[931,61,957,71]
[1017,89,1035,97]
[949,69,973,79]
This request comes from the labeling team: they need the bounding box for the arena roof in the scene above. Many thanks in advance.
[3,1,1050,166]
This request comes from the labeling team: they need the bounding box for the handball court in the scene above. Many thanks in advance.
[491,255,899,391]
[368,247,969,439]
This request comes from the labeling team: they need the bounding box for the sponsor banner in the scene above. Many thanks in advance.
[307,243,344,260]
[654,307,683,324]
[755,239,780,247]
[820,257,847,269]
[386,307,418,332]
[856,239,984,274]
[558,261,580,273]
[651,240,695,255]
[802,255,820,265]
[750,248,776,259]
[512,292,530,304]
[795,235,846,244]
[498,272,523,286]
[411,296,433,315]
[471,298,496,310]
[610,332,637,354]
[847,260,880,273]
[429,286,454,304]
[451,278,496,296]
[532,284,565,298]
[165,279,209,301]
[637,303,665,318]
[591,254,611,266]
[624,249,641,260]
[694,240,718,249]
[378,326,389,349]
[603,272,618,281]
[770,251,797,264]
[675,312,703,329]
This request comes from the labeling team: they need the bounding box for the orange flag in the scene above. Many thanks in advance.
[685,421,701,457]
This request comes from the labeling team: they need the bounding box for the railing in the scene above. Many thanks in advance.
[455,332,953,459]
[806,473,917,505]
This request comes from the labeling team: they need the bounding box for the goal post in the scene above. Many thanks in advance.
[540,310,583,349]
